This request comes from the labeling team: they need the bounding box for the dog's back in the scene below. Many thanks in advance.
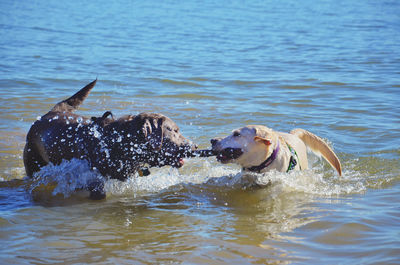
[23,80,97,177]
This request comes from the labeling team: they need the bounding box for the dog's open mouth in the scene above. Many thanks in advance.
[170,157,185,168]
[163,145,194,168]
[216,148,243,163]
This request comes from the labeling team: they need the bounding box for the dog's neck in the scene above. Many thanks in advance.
[244,141,280,173]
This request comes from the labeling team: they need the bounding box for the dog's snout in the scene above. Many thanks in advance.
[210,138,219,146]
[211,137,223,148]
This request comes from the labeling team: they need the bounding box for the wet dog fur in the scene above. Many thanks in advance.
[23,80,197,199]
[211,125,342,176]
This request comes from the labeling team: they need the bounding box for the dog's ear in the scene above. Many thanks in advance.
[142,118,164,150]
[254,136,272,146]
[91,111,113,126]
[142,119,153,137]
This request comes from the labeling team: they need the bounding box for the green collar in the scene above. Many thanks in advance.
[286,144,300,172]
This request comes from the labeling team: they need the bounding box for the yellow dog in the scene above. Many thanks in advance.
[211,125,342,176]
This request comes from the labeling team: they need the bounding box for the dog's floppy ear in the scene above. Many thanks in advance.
[142,118,164,150]
[254,136,272,146]
[142,119,153,137]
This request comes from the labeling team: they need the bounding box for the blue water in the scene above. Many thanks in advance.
[1,0,400,264]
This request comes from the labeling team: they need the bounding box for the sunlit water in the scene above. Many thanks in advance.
[1,0,400,264]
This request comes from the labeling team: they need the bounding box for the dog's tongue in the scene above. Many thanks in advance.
[179,158,184,166]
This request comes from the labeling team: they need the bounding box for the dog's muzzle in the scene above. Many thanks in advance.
[210,138,243,163]
[215,148,243,163]
[166,142,199,168]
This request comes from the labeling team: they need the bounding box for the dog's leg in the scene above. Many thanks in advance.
[23,141,49,177]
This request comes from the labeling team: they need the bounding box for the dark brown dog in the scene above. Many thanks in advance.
[24,80,198,199]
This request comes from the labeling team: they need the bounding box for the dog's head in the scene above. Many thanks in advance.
[211,125,278,168]
[130,112,197,168]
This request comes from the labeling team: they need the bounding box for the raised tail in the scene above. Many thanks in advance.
[290,128,342,176]
[51,79,97,112]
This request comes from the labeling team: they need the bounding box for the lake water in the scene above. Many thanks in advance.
[1,0,400,264]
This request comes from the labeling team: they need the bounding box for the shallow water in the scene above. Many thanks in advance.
[1,0,400,264]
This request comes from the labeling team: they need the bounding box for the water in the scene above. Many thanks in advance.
[1,0,400,264]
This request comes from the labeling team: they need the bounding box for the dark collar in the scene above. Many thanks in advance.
[244,141,280,173]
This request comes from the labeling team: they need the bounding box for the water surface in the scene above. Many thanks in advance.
[1,0,399,264]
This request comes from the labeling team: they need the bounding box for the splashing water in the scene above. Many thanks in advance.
[25,153,376,200]
[30,159,104,198]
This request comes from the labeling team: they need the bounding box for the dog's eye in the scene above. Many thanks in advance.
[233,131,240,137]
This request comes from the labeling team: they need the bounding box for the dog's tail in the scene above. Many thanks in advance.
[290,128,342,176]
[51,79,97,112]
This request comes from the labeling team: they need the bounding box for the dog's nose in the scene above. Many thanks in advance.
[211,138,221,146]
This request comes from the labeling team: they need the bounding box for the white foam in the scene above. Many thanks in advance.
[27,156,368,199]
[30,159,104,197]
